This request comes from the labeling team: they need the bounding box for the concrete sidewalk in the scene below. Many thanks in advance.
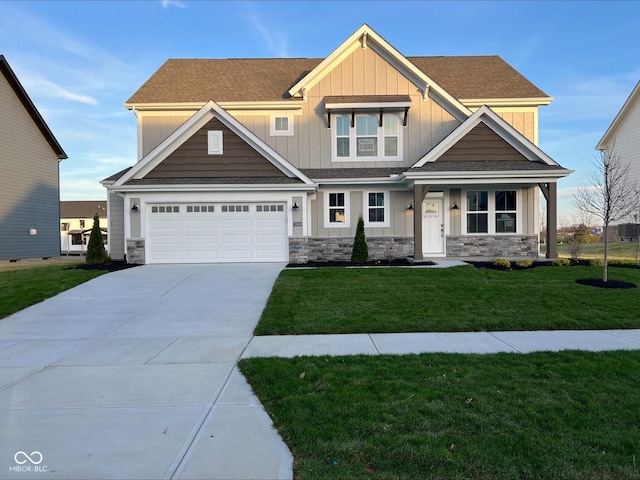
[243,329,640,358]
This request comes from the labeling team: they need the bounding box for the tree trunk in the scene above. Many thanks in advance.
[603,224,609,283]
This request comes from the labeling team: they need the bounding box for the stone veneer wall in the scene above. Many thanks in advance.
[289,236,414,264]
[446,235,539,257]
[126,238,145,264]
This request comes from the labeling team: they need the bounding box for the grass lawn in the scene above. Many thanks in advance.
[255,264,640,335]
[240,351,640,480]
[547,241,640,261]
[0,262,108,319]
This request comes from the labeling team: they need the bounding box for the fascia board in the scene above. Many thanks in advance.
[313,177,404,185]
[596,80,640,150]
[461,97,553,108]
[401,168,573,182]
[109,183,317,193]
[325,101,412,110]
[125,101,305,112]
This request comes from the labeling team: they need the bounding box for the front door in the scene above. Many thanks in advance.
[422,197,444,256]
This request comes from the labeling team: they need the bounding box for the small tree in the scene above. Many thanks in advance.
[86,213,110,265]
[572,144,637,282]
[351,215,368,263]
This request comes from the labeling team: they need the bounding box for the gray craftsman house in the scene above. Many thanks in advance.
[1,55,67,261]
[104,24,571,264]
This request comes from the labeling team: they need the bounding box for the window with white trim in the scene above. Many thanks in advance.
[495,191,517,233]
[332,113,402,161]
[325,192,349,228]
[466,191,488,234]
[464,190,518,234]
[270,116,294,136]
[365,192,389,227]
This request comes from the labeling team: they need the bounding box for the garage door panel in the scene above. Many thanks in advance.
[148,203,287,264]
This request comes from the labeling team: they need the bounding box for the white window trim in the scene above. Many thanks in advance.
[462,189,521,235]
[323,191,350,229]
[363,191,390,228]
[207,130,223,155]
[270,115,294,136]
[331,112,403,162]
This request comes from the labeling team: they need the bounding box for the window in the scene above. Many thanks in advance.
[332,113,402,161]
[365,192,389,227]
[325,192,349,228]
[221,205,249,213]
[151,205,180,213]
[256,204,284,212]
[186,205,215,213]
[495,191,517,233]
[61,222,69,231]
[466,191,488,234]
[270,116,294,136]
[207,130,223,155]
[79,220,85,229]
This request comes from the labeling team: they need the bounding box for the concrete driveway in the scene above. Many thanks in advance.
[0,263,292,480]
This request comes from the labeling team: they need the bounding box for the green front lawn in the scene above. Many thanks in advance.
[240,351,640,480]
[255,265,640,335]
[0,263,107,319]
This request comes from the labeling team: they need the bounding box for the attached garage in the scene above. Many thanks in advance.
[147,202,287,263]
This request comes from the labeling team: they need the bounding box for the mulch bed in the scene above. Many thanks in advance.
[575,278,637,289]
[287,259,431,268]
[64,261,139,272]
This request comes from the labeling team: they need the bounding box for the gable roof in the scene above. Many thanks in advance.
[124,27,550,109]
[0,55,67,160]
[111,100,315,189]
[60,201,107,218]
[405,105,571,181]
[596,80,640,150]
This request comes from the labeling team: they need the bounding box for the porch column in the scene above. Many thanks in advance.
[539,182,558,259]
[413,184,430,261]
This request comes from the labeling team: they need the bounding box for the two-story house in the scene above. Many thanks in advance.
[60,200,107,254]
[1,55,67,261]
[596,80,640,241]
[103,24,571,265]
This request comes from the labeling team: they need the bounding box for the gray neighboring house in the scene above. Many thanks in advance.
[0,55,67,261]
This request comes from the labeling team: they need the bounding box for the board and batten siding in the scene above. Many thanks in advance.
[609,96,640,211]
[140,114,192,158]
[107,192,125,261]
[144,118,286,179]
[0,72,60,260]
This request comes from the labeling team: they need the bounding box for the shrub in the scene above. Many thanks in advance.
[86,213,110,265]
[590,258,604,267]
[515,259,533,268]
[351,215,368,263]
[551,258,570,266]
[492,258,511,270]
[567,241,583,262]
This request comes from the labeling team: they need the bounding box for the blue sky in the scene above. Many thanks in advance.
[1,0,639,223]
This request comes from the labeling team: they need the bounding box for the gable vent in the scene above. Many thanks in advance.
[208,130,223,155]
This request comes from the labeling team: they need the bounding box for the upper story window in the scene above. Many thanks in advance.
[332,113,402,162]
[270,115,294,136]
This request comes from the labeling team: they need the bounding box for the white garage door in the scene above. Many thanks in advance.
[147,203,287,263]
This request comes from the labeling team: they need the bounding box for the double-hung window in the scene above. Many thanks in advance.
[332,113,402,161]
[365,192,390,227]
[326,192,348,227]
[466,191,488,234]
[495,191,517,233]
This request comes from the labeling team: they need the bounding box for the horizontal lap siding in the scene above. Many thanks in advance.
[438,123,528,162]
[145,118,286,178]
[0,74,60,260]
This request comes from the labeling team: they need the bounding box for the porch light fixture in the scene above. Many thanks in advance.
[451,203,459,210]
[131,203,139,212]
[406,203,414,211]
[292,202,299,210]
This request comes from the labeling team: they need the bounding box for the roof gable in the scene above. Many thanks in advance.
[112,100,314,187]
[287,24,470,120]
[0,55,67,159]
[597,80,640,150]
[413,105,561,168]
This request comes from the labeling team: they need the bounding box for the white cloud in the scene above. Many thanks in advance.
[161,0,188,8]
[22,76,98,106]
[242,5,289,57]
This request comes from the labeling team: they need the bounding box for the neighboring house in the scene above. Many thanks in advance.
[596,80,640,237]
[0,55,67,261]
[103,24,571,265]
[60,201,108,254]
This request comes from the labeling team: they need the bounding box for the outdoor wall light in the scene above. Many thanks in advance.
[292,202,299,210]
[131,203,139,212]
[406,203,414,211]
[451,203,459,210]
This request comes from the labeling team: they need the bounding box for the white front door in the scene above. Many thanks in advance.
[422,197,444,256]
